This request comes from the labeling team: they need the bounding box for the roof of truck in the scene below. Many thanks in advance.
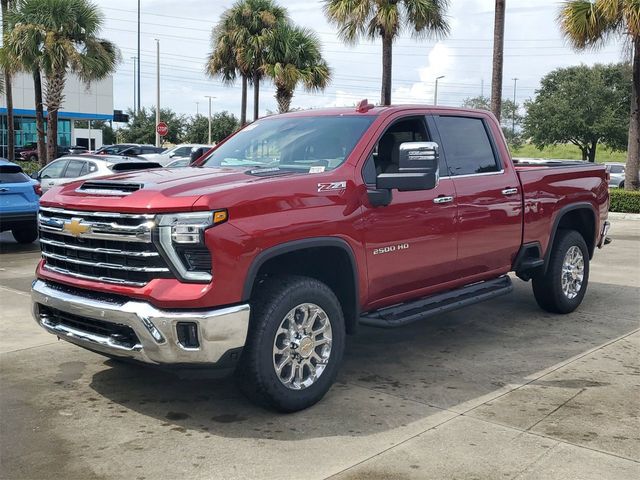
[272,104,487,118]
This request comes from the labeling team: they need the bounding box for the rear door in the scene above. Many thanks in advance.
[0,165,38,213]
[432,114,522,279]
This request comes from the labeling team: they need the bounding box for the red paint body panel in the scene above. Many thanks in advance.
[36,106,609,314]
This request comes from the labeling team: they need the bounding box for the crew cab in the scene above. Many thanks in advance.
[31,104,610,411]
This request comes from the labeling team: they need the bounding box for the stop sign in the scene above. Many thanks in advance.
[156,121,169,137]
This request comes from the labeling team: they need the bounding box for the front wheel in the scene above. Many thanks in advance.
[12,225,38,244]
[236,275,345,412]
[532,230,589,314]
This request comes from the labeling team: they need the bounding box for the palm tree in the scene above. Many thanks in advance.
[1,0,15,161]
[207,10,249,126]
[491,0,506,121]
[262,25,331,113]
[7,0,119,163]
[559,0,639,190]
[324,0,449,106]
[210,0,288,123]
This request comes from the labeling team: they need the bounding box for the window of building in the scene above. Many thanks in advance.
[435,116,500,176]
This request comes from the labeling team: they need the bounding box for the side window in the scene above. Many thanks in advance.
[174,147,191,156]
[86,162,98,174]
[64,160,86,178]
[40,160,68,179]
[436,116,499,176]
[363,117,430,184]
[610,165,624,174]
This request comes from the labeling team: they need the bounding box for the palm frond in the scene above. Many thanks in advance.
[558,0,618,49]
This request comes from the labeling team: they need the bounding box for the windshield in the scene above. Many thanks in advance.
[202,115,374,173]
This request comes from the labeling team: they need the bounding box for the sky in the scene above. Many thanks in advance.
[101,0,625,119]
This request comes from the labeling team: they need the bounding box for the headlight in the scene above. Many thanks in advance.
[155,210,227,282]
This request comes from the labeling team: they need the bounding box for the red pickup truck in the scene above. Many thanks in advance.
[32,104,610,411]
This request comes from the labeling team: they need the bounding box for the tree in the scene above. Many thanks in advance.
[1,0,15,161]
[7,0,119,163]
[523,64,631,162]
[324,0,449,106]
[208,0,288,124]
[184,112,239,144]
[559,0,639,189]
[462,95,523,147]
[120,107,187,145]
[263,24,331,113]
[491,0,506,121]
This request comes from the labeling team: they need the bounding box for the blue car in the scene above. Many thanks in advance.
[0,158,40,243]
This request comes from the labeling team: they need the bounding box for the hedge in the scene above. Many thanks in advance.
[609,189,640,213]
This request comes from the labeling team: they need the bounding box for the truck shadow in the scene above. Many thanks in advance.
[88,279,639,440]
[0,231,40,254]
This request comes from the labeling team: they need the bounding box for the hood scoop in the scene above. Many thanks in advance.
[77,180,144,196]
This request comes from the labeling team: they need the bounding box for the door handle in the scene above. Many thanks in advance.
[501,188,518,196]
[433,196,454,204]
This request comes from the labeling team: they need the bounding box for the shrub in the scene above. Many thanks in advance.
[609,189,640,213]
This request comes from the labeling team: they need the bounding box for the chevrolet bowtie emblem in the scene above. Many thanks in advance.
[63,218,91,237]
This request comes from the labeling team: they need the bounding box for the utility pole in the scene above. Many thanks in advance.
[481,78,484,98]
[205,96,216,144]
[195,101,199,116]
[137,0,141,114]
[434,76,445,106]
[155,39,160,148]
[491,0,506,121]
[131,56,137,111]
[512,77,518,136]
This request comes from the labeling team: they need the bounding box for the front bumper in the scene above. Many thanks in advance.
[31,279,250,365]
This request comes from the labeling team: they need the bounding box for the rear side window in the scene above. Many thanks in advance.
[64,160,86,178]
[609,165,624,174]
[436,116,500,176]
[40,160,68,179]
[0,165,29,183]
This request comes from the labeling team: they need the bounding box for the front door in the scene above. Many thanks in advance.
[361,115,458,309]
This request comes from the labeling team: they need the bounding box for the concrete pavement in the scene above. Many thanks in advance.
[0,218,638,480]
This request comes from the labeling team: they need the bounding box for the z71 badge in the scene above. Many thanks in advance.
[317,181,347,193]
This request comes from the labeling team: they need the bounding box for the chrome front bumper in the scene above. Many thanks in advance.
[31,279,250,365]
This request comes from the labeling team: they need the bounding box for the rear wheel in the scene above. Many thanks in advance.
[619,181,625,189]
[28,154,37,162]
[532,230,589,314]
[12,225,38,244]
[236,275,345,412]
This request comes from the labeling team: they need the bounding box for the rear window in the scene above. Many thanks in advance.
[0,165,29,183]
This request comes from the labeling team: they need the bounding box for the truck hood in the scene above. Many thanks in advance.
[40,167,279,212]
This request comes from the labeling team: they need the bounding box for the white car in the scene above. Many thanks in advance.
[34,155,161,193]
[139,143,210,165]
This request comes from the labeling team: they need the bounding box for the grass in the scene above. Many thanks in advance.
[511,144,627,163]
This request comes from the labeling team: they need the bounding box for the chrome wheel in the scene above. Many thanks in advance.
[561,246,584,299]
[272,303,332,390]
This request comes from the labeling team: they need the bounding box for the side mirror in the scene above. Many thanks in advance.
[376,142,439,192]
[30,172,40,181]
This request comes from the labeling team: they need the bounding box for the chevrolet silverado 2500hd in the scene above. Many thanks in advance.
[31,104,610,411]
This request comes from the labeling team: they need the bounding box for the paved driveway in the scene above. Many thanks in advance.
[1,218,638,480]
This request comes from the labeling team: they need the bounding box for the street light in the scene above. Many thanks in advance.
[434,76,445,106]
[155,39,160,147]
[204,96,216,144]
[131,56,137,110]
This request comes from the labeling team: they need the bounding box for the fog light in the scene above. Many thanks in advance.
[176,322,200,349]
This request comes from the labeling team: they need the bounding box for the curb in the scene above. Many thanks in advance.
[608,211,640,220]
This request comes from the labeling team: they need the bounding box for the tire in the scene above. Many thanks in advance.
[532,230,589,314]
[619,181,625,189]
[28,154,37,162]
[12,225,38,244]
[236,275,345,412]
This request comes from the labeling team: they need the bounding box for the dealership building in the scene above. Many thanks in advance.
[0,72,114,157]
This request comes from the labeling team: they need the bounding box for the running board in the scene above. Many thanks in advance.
[360,276,513,328]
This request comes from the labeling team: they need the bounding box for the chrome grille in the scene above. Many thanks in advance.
[38,207,172,287]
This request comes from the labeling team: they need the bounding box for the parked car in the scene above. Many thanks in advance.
[32,105,610,412]
[19,145,70,162]
[33,155,162,193]
[140,143,210,166]
[93,144,163,156]
[0,158,40,243]
[166,157,191,168]
[605,162,627,188]
[67,145,89,155]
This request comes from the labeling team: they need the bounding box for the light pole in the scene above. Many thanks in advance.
[195,101,199,116]
[137,0,141,114]
[434,75,445,106]
[204,96,216,144]
[155,39,160,147]
[131,56,137,110]
[512,77,519,137]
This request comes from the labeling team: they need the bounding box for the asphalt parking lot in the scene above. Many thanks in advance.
[0,216,638,480]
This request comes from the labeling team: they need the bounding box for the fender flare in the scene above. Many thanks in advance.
[241,236,360,317]
[544,202,597,273]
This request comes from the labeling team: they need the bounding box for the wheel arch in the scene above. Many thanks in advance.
[242,237,360,334]
[544,203,597,273]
